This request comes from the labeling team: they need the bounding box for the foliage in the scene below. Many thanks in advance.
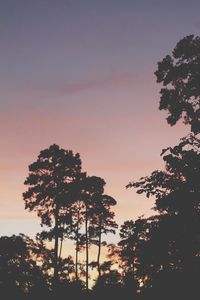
[155,35,200,133]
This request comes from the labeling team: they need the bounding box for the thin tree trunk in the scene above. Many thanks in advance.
[75,240,78,281]
[97,220,102,277]
[75,209,80,281]
[85,205,89,291]
[59,236,63,260]
[53,204,59,290]
[131,247,136,293]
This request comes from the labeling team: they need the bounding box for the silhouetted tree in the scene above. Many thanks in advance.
[0,234,49,296]
[23,144,82,289]
[93,268,123,300]
[127,135,200,296]
[66,175,86,282]
[68,201,85,281]
[155,34,200,133]
[80,175,105,290]
[118,218,146,293]
[89,194,117,276]
[127,34,200,294]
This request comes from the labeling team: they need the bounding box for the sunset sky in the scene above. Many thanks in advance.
[0,0,199,238]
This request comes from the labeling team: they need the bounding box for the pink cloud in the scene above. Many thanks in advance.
[1,71,156,99]
[57,72,155,95]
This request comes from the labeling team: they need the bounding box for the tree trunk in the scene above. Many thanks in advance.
[85,205,89,290]
[75,241,78,281]
[53,204,59,290]
[59,236,63,260]
[75,209,80,281]
[131,248,136,294]
[97,220,102,277]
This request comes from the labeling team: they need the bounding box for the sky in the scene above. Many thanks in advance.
[0,0,199,238]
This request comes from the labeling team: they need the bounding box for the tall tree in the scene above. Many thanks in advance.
[90,194,118,277]
[127,135,200,296]
[127,35,200,295]
[119,219,145,271]
[23,144,82,289]
[80,175,105,290]
[67,196,86,282]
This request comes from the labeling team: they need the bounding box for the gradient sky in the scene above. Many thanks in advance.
[0,0,199,237]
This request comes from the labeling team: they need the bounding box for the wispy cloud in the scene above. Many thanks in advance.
[40,72,155,95]
[0,71,154,99]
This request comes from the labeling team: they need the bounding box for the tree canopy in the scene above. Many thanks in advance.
[155,35,200,133]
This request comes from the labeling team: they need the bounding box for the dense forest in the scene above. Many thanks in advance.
[1,35,200,299]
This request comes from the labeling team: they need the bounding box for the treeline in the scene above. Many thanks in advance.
[0,35,200,300]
